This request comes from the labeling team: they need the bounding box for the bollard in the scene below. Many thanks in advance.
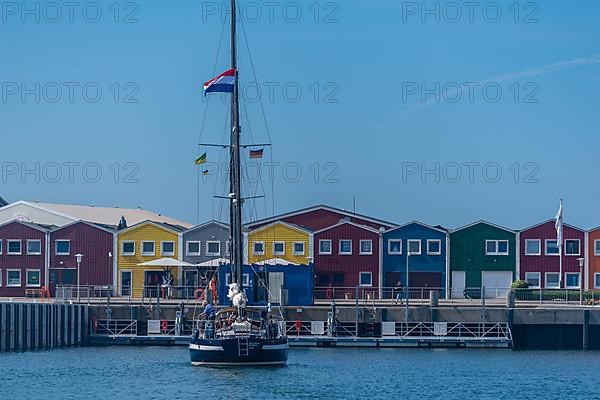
[429,290,439,308]
[507,290,516,308]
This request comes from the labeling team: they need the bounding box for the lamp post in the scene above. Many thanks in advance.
[405,249,411,324]
[75,253,84,303]
[578,257,585,306]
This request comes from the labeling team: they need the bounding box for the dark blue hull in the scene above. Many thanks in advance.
[189,335,288,366]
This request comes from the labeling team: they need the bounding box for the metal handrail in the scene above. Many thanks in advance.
[94,319,137,336]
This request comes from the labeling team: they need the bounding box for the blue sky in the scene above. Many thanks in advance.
[1,0,599,229]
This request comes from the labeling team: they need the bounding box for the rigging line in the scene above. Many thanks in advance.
[239,11,273,146]
[239,12,274,219]
[240,86,261,223]
[199,15,228,224]
[213,108,230,223]
[239,6,276,264]
[239,11,276,222]
[212,13,228,79]
[238,76,263,224]
[199,11,227,146]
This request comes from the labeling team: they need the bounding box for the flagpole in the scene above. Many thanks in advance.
[558,199,564,289]
[559,241,563,289]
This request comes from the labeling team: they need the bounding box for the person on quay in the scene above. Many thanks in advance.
[395,281,404,305]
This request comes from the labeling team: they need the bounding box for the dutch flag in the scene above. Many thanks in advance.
[203,68,236,94]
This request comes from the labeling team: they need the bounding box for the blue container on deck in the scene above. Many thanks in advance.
[218,264,313,306]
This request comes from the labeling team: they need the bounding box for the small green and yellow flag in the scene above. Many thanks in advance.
[195,153,207,165]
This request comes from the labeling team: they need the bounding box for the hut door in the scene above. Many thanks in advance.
[451,271,466,299]
[268,272,284,303]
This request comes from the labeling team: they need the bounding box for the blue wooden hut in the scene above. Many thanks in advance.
[218,263,313,306]
[382,221,448,297]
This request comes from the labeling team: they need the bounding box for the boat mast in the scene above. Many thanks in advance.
[229,0,243,287]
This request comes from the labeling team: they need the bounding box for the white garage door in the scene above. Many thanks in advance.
[481,271,512,298]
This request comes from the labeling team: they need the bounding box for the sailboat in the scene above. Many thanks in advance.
[189,0,289,367]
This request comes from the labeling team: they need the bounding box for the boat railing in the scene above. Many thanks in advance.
[194,314,282,339]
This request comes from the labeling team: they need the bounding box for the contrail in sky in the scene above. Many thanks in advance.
[394,53,600,120]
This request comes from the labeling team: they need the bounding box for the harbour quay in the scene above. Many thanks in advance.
[81,297,600,351]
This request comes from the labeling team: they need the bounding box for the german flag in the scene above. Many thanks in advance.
[249,149,264,159]
[195,153,207,165]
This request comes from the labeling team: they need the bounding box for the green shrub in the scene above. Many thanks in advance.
[511,280,529,289]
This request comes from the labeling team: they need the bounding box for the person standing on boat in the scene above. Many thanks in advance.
[201,300,215,320]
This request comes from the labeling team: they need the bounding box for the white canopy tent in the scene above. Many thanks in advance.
[195,258,231,268]
[252,258,300,266]
[137,258,196,267]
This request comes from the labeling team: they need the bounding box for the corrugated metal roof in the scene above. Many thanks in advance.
[26,201,192,228]
[246,204,396,229]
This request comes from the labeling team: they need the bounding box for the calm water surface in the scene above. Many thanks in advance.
[1,347,599,399]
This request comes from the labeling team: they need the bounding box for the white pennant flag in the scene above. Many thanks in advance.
[555,199,563,248]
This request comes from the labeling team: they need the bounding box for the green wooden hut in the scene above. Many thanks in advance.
[450,221,517,299]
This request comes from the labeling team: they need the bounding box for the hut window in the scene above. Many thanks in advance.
[332,274,344,286]
[545,273,560,289]
[273,242,285,256]
[293,242,305,255]
[242,273,250,287]
[596,240,600,256]
[427,240,441,255]
[317,274,330,286]
[120,271,132,296]
[206,241,221,256]
[187,241,201,256]
[253,242,265,256]
[485,240,509,255]
[122,241,135,256]
[565,240,580,256]
[525,239,541,256]
[55,240,70,255]
[161,241,175,256]
[141,241,155,256]
[359,240,373,255]
[359,272,372,287]
[7,270,21,287]
[339,240,352,255]
[388,240,402,255]
[565,273,580,289]
[7,240,22,255]
[595,273,600,289]
[545,240,559,256]
[408,240,421,255]
[27,240,42,255]
[26,270,41,287]
[319,240,332,255]
[525,272,540,289]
